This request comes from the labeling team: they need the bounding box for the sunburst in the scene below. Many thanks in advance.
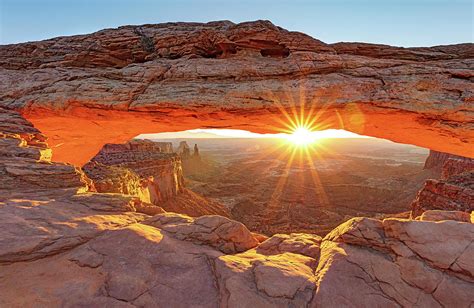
[247,85,341,232]
[285,126,318,146]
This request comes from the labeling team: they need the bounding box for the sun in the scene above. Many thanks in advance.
[286,126,317,146]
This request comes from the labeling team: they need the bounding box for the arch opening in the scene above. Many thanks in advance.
[82,127,440,235]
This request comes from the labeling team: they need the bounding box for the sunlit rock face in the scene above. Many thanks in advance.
[82,139,229,217]
[83,139,185,205]
[0,20,472,165]
[412,154,474,217]
[0,107,92,198]
[424,150,472,172]
[177,141,206,177]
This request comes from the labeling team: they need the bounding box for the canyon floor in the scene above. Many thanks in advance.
[171,137,435,235]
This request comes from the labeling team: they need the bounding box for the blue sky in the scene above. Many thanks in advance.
[1,0,472,46]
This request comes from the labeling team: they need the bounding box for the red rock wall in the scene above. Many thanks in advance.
[0,108,93,198]
[424,150,469,171]
[412,155,474,217]
[83,140,185,205]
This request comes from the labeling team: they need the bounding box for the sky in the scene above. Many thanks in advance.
[1,0,472,46]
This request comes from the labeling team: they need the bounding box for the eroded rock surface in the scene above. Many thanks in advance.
[83,139,229,217]
[424,150,473,174]
[412,154,474,217]
[145,212,259,253]
[1,20,472,164]
[83,139,185,204]
[0,108,160,264]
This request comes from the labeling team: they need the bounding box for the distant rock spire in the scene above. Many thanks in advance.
[177,141,191,159]
[193,144,200,157]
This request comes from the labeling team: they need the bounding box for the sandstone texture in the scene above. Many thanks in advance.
[83,139,229,217]
[412,153,474,217]
[0,108,162,264]
[424,149,473,173]
[83,139,185,204]
[0,20,472,165]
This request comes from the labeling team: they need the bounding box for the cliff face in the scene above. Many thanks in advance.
[83,139,185,205]
[1,20,472,165]
[0,107,92,197]
[83,139,229,217]
[423,150,470,172]
[151,141,174,153]
[176,141,191,159]
[412,155,474,217]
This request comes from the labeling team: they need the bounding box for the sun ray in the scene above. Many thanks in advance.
[214,139,290,180]
[273,100,299,131]
[268,146,297,208]
[299,83,306,129]
[303,146,330,207]
[283,89,301,128]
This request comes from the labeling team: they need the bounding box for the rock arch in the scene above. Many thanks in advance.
[1,20,472,165]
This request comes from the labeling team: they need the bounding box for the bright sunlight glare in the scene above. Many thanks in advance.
[286,126,317,146]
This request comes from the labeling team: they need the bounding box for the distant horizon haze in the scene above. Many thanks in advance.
[137,128,371,140]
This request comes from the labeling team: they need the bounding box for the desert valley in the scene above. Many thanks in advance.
[152,137,434,235]
[0,15,473,308]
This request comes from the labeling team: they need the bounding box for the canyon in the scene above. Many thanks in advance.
[0,20,473,307]
[178,137,435,235]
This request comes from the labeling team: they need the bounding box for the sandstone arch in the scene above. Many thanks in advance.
[1,20,473,165]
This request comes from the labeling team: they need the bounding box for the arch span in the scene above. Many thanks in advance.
[1,20,472,164]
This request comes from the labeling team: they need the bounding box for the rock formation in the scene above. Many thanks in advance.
[1,20,473,306]
[0,107,92,197]
[442,157,474,179]
[412,154,474,217]
[423,149,471,172]
[83,139,228,217]
[176,140,192,159]
[153,141,174,153]
[83,139,185,204]
[0,20,472,165]
[193,143,200,158]
[176,140,207,177]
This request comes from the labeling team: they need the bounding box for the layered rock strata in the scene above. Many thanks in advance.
[83,140,185,204]
[412,155,474,217]
[0,107,92,197]
[424,150,472,172]
[83,139,228,217]
[1,209,473,306]
[0,108,164,264]
[1,20,472,165]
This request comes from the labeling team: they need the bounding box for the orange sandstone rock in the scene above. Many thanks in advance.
[0,21,472,165]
